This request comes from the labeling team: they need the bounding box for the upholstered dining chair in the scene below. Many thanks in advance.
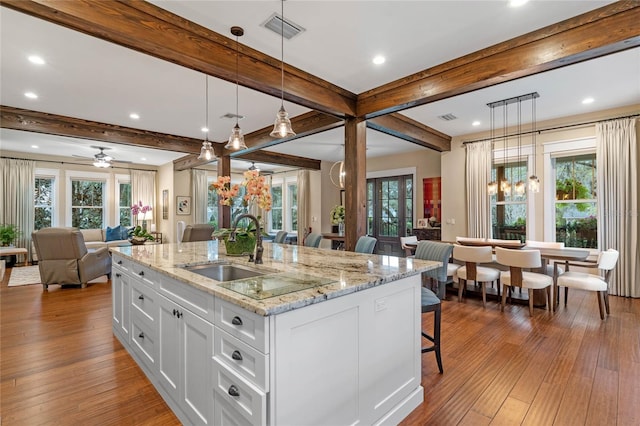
[32,227,112,291]
[181,224,215,242]
[555,248,619,320]
[274,230,288,244]
[525,240,565,276]
[414,241,459,300]
[420,287,443,374]
[304,232,322,248]
[495,247,553,316]
[354,236,377,254]
[452,244,500,308]
[400,236,418,257]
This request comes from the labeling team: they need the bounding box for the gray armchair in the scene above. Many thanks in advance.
[181,224,215,242]
[32,227,112,291]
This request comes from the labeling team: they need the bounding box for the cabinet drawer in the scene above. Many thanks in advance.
[130,263,157,288]
[131,279,157,321]
[215,298,269,353]
[213,359,266,426]
[112,255,131,273]
[214,327,269,392]
[214,392,253,426]
[159,276,214,322]
[131,310,157,372]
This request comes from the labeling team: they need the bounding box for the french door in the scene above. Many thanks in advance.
[367,175,413,256]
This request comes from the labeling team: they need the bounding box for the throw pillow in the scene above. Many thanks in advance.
[105,225,122,242]
[123,226,134,240]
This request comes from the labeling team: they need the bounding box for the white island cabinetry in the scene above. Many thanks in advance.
[111,243,434,426]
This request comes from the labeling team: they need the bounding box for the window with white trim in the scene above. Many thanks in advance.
[34,176,55,230]
[116,174,132,226]
[270,174,297,232]
[491,159,528,242]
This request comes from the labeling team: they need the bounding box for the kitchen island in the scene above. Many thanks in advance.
[110,240,439,425]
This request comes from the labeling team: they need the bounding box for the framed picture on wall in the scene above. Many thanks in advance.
[162,189,169,219]
[176,196,191,215]
[417,218,429,228]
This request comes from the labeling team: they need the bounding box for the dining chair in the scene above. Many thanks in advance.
[400,235,418,257]
[414,241,459,300]
[495,247,553,316]
[354,236,377,254]
[555,248,619,320]
[274,230,288,244]
[304,232,322,248]
[525,240,565,276]
[420,287,443,374]
[452,244,500,308]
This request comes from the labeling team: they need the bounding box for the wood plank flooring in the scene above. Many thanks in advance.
[1,267,638,425]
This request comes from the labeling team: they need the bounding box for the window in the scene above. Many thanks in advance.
[554,153,597,248]
[207,183,218,228]
[271,184,283,230]
[491,160,528,242]
[71,179,106,229]
[34,176,54,230]
[116,176,132,226]
[287,182,298,231]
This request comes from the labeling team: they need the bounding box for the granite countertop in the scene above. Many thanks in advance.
[111,241,440,316]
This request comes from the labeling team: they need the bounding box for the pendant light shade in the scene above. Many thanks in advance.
[528,95,540,192]
[225,26,247,150]
[271,0,296,138]
[197,75,216,161]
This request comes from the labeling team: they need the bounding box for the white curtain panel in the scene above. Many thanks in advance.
[596,117,639,298]
[297,170,310,244]
[465,140,492,238]
[0,158,35,260]
[131,170,157,224]
[192,169,208,224]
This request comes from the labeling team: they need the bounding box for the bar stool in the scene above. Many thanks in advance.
[421,287,443,374]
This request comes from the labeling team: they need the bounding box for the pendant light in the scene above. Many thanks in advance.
[270,0,296,138]
[226,26,247,150]
[500,101,511,194]
[487,103,498,195]
[514,98,526,196]
[197,75,216,161]
[528,95,540,192]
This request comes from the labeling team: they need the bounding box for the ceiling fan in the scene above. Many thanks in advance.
[73,146,131,168]
[247,162,274,175]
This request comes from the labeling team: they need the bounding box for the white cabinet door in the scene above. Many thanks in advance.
[158,296,181,403]
[112,266,131,341]
[181,307,214,425]
[158,294,214,425]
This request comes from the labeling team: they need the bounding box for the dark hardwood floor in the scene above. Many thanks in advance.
[1,267,638,425]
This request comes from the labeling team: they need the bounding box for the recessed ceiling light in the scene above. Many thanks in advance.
[372,55,386,65]
[28,55,45,65]
[31,145,39,149]
[509,0,529,7]
[472,121,481,126]
[24,91,38,99]
[140,157,147,161]
[201,127,209,133]
[129,113,140,120]
[582,97,594,105]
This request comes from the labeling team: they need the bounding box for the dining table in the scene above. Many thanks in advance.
[322,233,345,250]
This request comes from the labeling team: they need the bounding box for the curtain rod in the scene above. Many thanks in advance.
[0,156,157,173]
[462,113,640,145]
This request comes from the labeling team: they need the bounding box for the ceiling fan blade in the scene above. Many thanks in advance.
[71,154,93,160]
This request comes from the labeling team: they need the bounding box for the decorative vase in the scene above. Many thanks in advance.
[338,222,344,236]
[223,234,257,255]
[130,236,147,245]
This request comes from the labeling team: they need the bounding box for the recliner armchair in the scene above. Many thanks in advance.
[181,224,215,242]
[32,227,112,291]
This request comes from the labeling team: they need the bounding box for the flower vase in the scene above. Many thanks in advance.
[223,234,257,256]
[338,222,344,236]
[142,220,147,232]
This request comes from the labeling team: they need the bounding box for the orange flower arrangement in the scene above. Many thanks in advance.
[210,170,272,211]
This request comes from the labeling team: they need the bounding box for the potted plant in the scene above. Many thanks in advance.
[128,225,155,245]
[210,171,271,255]
[0,224,21,247]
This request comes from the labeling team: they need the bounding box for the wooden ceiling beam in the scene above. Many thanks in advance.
[367,114,451,152]
[1,0,357,117]
[0,105,203,154]
[358,2,640,117]
[236,151,321,171]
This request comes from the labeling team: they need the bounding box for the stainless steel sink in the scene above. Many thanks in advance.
[183,262,266,282]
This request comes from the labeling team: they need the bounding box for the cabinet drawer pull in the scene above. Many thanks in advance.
[117,260,122,265]
[231,350,243,361]
[177,311,183,319]
[231,316,243,326]
[228,385,240,397]
[115,273,121,278]
[173,309,177,316]
[138,294,144,301]
[138,271,144,276]
[138,332,144,339]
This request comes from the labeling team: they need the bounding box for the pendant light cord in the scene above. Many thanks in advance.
[532,96,536,174]
[205,75,209,140]
[280,0,285,107]
[235,33,240,127]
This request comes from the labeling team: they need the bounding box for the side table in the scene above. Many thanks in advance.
[0,247,29,266]
[150,232,163,244]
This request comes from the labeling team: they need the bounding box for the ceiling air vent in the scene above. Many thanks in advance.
[438,113,457,121]
[262,13,305,39]
[220,113,245,120]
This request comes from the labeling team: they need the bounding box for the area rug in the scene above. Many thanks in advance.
[8,265,108,287]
